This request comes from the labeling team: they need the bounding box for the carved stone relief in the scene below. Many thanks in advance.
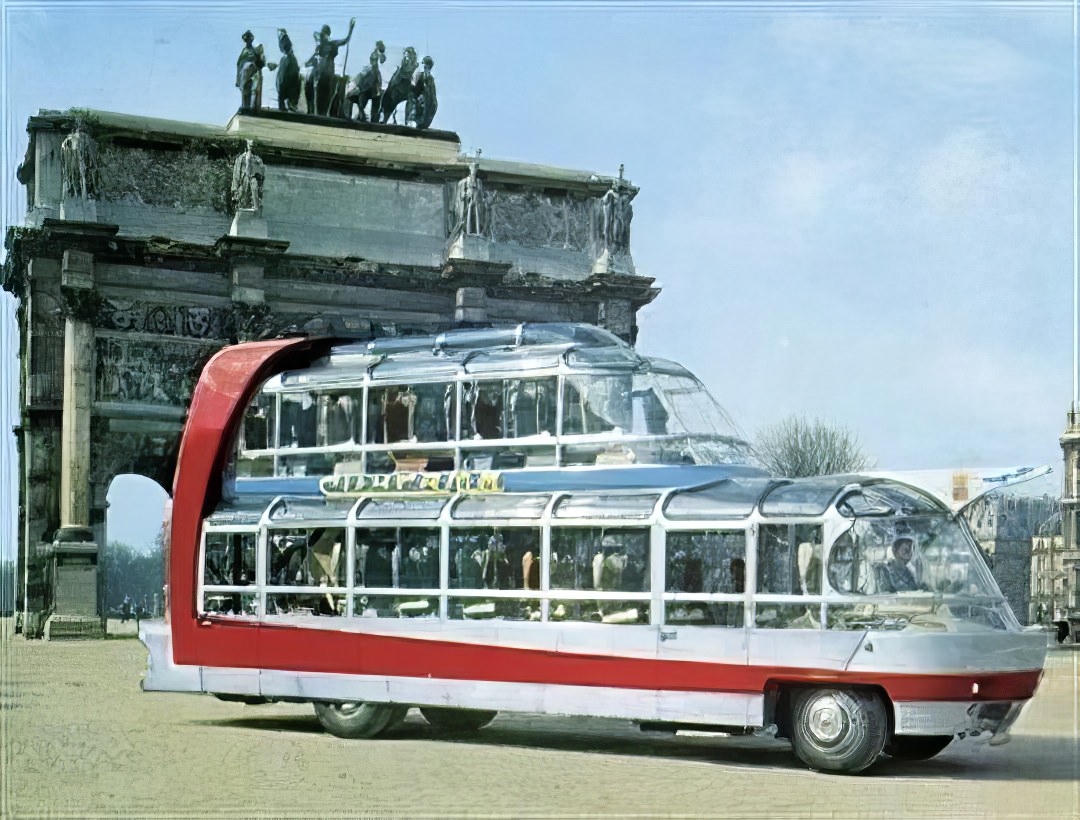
[232,302,277,342]
[483,190,590,251]
[94,336,221,406]
[97,145,232,212]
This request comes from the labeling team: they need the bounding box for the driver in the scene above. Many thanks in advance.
[878,535,920,593]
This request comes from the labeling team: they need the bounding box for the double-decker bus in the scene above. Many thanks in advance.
[140,323,1048,773]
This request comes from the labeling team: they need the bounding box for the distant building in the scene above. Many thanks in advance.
[1053,409,1080,639]
[1029,511,1080,627]
[964,493,1058,625]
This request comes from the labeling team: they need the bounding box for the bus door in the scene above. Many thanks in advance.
[655,527,750,666]
[748,520,864,672]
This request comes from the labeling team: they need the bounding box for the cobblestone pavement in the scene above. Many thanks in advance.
[1,621,1077,819]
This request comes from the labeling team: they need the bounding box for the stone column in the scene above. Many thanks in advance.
[33,130,62,217]
[59,250,96,529]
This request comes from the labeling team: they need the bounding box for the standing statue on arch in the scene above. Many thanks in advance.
[236,30,267,110]
[407,56,438,129]
[268,28,301,112]
[60,117,101,202]
[460,160,485,237]
[231,140,265,214]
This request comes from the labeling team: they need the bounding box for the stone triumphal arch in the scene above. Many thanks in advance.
[3,107,658,636]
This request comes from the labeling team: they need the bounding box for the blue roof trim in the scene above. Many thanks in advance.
[232,476,323,496]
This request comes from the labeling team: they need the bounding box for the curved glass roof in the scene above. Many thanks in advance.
[664,478,777,520]
[666,476,949,520]
[275,322,653,387]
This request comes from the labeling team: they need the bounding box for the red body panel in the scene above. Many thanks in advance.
[170,336,330,664]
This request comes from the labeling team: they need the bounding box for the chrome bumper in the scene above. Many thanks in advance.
[894,699,1027,743]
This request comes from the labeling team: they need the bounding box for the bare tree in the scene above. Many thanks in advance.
[753,415,872,478]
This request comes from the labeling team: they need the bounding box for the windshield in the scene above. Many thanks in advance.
[561,369,752,465]
[825,514,1014,632]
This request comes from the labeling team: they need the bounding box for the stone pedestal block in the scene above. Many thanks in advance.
[447,233,492,262]
[60,198,98,223]
[231,209,268,239]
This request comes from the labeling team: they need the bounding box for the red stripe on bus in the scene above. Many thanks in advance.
[175,620,1041,703]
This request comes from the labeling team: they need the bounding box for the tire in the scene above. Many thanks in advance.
[419,706,497,732]
[884,735,952,760]
[790,688,888,774]
[313,700,395,739]
[384,705,411,732]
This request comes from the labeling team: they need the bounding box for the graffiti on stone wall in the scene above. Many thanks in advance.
[95,336,221,406]
[97,145,232,212]
[483,190,590,251]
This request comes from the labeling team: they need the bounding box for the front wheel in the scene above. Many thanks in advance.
[420,706,497,732]
[884,735,952,760]
[790,688,888,774]
[313,701,395,739]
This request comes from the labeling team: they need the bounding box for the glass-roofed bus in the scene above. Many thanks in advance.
[140,324,1048,774]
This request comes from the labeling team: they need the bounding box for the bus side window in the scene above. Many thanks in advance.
[267,528,346,587]
[241,393,275,450]
[506,378,557,438]
[447,527,541,621]
[549,528,650,624]
[757,524,822,595]
[280,391,317,448]
[317,391,360,446]
[203,532,256,586]
[462,382,503,439]
[665,531,744,627]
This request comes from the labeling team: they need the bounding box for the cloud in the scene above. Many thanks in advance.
[914,128,1022,211]
[769,16,1043,99]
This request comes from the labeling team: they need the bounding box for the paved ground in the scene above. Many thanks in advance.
[1,619,1077,819]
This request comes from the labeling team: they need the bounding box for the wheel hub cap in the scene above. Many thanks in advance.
[807,696,845,743]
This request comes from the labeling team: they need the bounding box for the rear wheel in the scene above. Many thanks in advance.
[420,706,497,732]
[884,735,952,760]
[313,701,395,739]
[790,688,887,774]
[384,705,411,732]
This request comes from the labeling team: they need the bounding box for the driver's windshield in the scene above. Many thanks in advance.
[825,512,1013,632]
[827,515,997,597]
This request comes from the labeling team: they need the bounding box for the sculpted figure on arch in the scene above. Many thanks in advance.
[305,18,356,116]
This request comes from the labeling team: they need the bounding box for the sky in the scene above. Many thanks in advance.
[1,0,1076,556]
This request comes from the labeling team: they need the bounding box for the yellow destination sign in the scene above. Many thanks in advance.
[319,470,505,498]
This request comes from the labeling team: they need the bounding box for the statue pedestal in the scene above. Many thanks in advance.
[230,209,268,239]
[591,249,634,276]
[446,232,491,261]
[59,198,97,222]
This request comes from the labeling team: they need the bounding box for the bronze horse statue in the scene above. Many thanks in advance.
[379,47,417,124]
[346,40,386,122]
